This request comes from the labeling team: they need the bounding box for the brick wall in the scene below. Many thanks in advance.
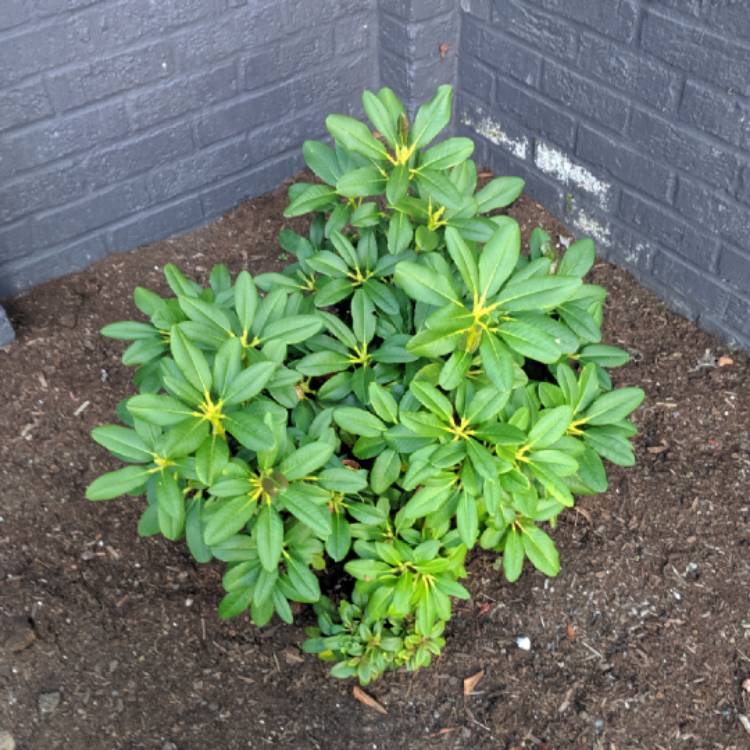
[456,0,750,349]
[2,0,749,351]
[0,0,377,309]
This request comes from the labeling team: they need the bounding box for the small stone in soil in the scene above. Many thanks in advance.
[162,741,178,750]
[38,690,61,715]
[0,731,15,750]
[3,617,35,653]
[516,636,531,651]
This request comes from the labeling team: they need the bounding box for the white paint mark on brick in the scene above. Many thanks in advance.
[572,210,611,246]
[460,110,528,160]
[535,141,612,210]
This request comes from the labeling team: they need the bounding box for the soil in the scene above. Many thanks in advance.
[1,174,749,750]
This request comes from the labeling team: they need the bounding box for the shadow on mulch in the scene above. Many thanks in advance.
[1,175,749,749]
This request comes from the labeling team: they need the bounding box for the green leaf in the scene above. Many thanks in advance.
[558,237,595,278]
[295,350,351,376]
[186,499,212,563]
[495,277,581,312]
[394,260,460,307]
[333,406,387,437]
[411,84,452,149]
[387,211,413,254]
[362,89,398,146]
[235,271,258,335]
[170,326,212,394]
[579,344,630,368]
[479,333,514,392]
[203,495,256,546]
[479,220,521,300]
[86,465,151,500]
[281,485,332,538]
[284,184,338,217]
[414,169,462,209]
[444,227,479,295]
[368,382,399,423]
[326,511,351,562]
[336,166,387,198]
[178,295,232,334]
[577,447,608,492]
[401,485,452,521]
[438,349,472,391]
[503,527,524,582]
[161,417,209,458]
[475,176,525,213]
[127,394,194,426]
[100,321,158,340]
[302,140,341,185]
[286,556,321,603]
[318,467,368,493]
[326,114,388,161]
[499,320,561,364]
[583,427,635,467]
[351,289,376,344]
[222,361,277,405]
[370,448,401,494]
[91,425,151,462]
[420,137,474,171]
[583,387,644,426]
[409,381,453,422]
[256,504,284,572]
[279,441,335,480]
[457,492,479,548]
[156,472,184,539]
[195,434,229,486]
[263,314,322,345]
[223,412,274,452]
[218,588,253,619]
[344,558,392,581]
[386,163,409,205]
[527,406,573,449]
[521,525,559,576]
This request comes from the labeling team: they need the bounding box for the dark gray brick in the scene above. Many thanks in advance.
[641,10,750,96]
[0,305,14,347]
[629,108,738,191]
[32,0,102,17]
[495,76,577,148]
[379,48,411,102]
[460,0,492,21]
[82,122,195,188]
[0,220,33,265]
[723,296,750,339]
[147,138,251,203]
[380,7,457,62]
[577,33,680,113]
[679,79,750,148]
[31,178,149,251]
[717,245,750,296]
[0,81,54,133]
[0,0,31,31]
[0,234,108,298]
[200,152,301,219]
[542,63,629,132]
[525,0,638,42]
[244,29,334,91]
[649,0,702,18]
[248,110,327,166]
[490,1,578,61]
[0,166,87,224]
[378,0,455,22]
[652,250,728,317]
[457,54,494,102]
[674,178,750,250]
[47,42,174,112]
[463,16,541,87]
[0,14,96,86]
[576,125,672,201]
[619,191,720,270]
[0,102,130,179]
[107,195,203,251]
[334,9,374,56]
[130,62,238,131]
[703,1,750,42]
[738,165,750,205]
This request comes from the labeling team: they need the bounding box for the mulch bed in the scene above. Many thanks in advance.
[1,175,749,749]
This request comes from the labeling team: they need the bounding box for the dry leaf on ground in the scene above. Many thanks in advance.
[352,686,387,715]
[464,670,485,696]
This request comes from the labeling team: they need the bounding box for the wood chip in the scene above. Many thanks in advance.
[352,686,387,715]
[463,669,485,696]
[742,677,750,694]
[566,623,577,642]
[718,355,734,367]
[739,714,750,736]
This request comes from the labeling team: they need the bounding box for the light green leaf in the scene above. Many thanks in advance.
[86,465,151,500]
[394,260,460,307]
[475,176,525,213]
[583,388,644,426]
[326,114,388,161]
[336,166,387,198]
[170,325,212,394]
[478,220,521,300]
[256,504,284,572]
[279,441,335,480]
[527,406,573,449]
[333,407,387,437]
[522,525,559,576]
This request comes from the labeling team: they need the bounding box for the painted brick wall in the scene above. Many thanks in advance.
[456,0,750,348]
[0,0,377,308]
